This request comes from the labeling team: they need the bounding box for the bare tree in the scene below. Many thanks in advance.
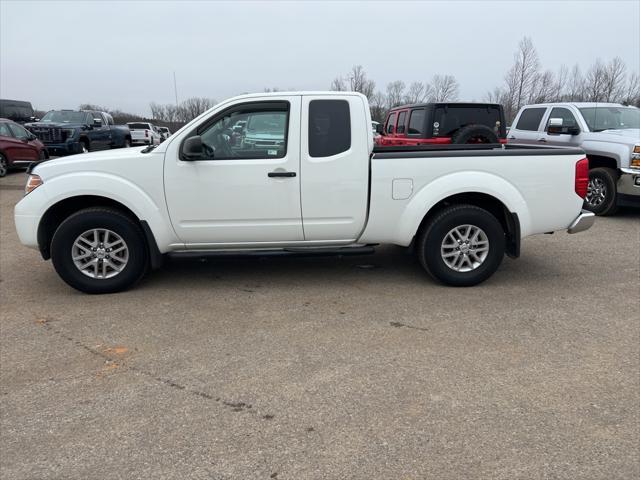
[584,59,609,101]
[621,71,640,106]
[566,64,584,101]
[431,74,459,102]
[330,76,347,91]
[553,65,569,101]
[369,91,387,123]
[385,81,406,109]
[603,57,627,102]
[512,36,540,111]
[403,81,429,104]
[149,102,166,120]
[529,70,555,104]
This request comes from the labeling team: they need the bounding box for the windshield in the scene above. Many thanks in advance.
[579,107,640,131]
[41,111,87,123]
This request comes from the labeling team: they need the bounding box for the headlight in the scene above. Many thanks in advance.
[64,128,76,139]
[630,155,640,168]
[25,174,43,195]
[633,145,640,154]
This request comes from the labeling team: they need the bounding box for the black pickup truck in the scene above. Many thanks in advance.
[26,110,132,155]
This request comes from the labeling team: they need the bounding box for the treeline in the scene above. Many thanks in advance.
[486,37,640,122]
[330,66,460,122]
[76,97,216,131]
[325,38,638,123]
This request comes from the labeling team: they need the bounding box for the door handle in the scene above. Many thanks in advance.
[508,136,516,140]
[537,138,547,142]
[268,171,296,178]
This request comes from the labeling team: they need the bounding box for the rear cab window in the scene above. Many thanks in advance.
[515,108,547,131]
[408,109,425,135]
[308,99,351,157]
[396,111,408,135]
[432,105,504,137]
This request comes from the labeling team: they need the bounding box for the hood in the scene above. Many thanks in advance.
[33,146,150,179]
[591,128,640,145]
[26,121,88,129]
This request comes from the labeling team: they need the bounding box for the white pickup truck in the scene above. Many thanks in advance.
[15,92,594,293]
[509,102,640,215]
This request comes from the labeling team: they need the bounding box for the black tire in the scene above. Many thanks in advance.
[39,150,46,161]
[451,124,499,144]
[80,139,90,154]
[584,167,618,216]
[0,153,7,177]
[417,205,505,286]
[124,137,131,148]
[50,208,148,294]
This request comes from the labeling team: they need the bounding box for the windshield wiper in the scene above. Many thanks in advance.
[141,145,157,153]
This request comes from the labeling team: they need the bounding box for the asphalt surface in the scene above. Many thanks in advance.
[1,170,639,479]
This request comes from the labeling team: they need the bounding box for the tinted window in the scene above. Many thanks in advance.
[408,109,425,135]
[308,100,350,157]
[0,123,12,137]
[41,111,88,123]
[432,105,503,137]
[198,102,289,160]
[546,107,578,130]
[0,100,34,121]
[396,111,407,134]
[386,113,397,134]
[9,123,30,139]
[515,108,546,131]
[128,123,152,130]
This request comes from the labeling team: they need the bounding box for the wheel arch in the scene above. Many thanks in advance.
[37,195,163,268]
[414,192,521,258]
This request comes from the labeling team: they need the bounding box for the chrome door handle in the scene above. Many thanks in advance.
[268,171,296,178]
[537,138,547,142]
[508,136,516,140]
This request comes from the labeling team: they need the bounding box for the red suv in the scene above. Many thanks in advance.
[0,118,48,177]
[376,103,507,147]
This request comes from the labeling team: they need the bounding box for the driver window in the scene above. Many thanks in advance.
[546,107,578,131]
[8,123,30,140]
[199,102,289,160]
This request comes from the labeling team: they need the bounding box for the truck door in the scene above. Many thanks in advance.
[508,107,548,145]
[300,95,369,241]
[163,96,304,246]
[90,112,110,150]
[540,106,583,147]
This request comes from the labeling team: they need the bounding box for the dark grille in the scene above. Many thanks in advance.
[30,127,62,143]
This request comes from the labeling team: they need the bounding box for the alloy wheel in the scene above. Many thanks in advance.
[440,224,490,272]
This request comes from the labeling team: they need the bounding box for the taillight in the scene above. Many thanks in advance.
[575,158,589,198]
[145,130,149,137]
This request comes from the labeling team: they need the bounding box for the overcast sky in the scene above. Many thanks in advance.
[1,0,638,116]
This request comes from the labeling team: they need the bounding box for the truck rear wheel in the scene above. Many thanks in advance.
[50,208,148,294]
[584,167,618,216]
[417,205,505,286]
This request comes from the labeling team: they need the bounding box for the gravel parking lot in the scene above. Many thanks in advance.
[1,170,638,479]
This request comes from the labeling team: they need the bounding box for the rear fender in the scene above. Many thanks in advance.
[396,171,531,244]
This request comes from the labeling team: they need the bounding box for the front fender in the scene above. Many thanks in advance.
[396,171,531,243]
[26,172,176,252]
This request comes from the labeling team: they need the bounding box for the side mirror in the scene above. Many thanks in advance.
[375,123,384,135]
[548,123,580,135]
[93,119,103,127]
[182,135,204,160]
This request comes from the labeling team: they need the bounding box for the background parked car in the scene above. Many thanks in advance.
[0,118,48,177]
[509,102,640,215]
[0,99,39,124]
[26,110,131,155]
[157,126,171,142]
[376,103,507,146]
[127,122,161,146]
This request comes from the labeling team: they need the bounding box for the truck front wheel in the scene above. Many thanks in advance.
[50,208,149,294]
[417,205,505,286]
[584,167,618,216]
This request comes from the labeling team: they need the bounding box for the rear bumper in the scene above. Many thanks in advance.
[567,209,595,234]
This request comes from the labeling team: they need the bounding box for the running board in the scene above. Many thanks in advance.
[167,245,376,260]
